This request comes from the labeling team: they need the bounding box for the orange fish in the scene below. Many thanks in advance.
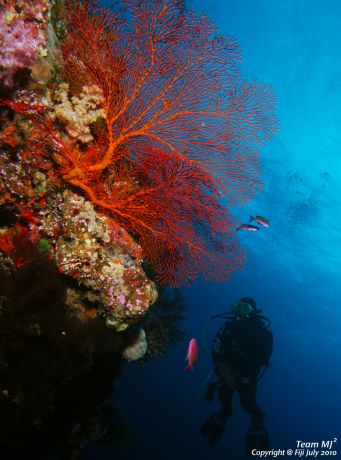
[185,338,198,372]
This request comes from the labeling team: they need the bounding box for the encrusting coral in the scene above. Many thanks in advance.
[0,170,157,329]
[38,189,157,330]
[0,0,49,86]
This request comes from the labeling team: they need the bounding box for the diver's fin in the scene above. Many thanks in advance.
[245,424,269,456]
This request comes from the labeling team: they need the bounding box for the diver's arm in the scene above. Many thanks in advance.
[211,323,236,387]
[258,329,273,367]
[214,362,236,388]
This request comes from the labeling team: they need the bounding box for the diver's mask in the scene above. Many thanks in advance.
[232,300,254,319]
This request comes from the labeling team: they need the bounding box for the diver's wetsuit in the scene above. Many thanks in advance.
[201,313,273,450]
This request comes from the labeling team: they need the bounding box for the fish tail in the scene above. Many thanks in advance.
[236,226,241,231]
[186,363,193,372]
[249,215,255,223]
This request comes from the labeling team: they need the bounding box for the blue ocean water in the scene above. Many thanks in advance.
[51,0,340,459]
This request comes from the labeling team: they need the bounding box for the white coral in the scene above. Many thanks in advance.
[122,329,148,362]
[49,83,106,143]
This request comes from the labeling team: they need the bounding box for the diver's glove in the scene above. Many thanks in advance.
[200,411,227,447]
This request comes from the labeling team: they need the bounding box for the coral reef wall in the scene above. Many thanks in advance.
[1,0,277,290]
[0,0,277,457]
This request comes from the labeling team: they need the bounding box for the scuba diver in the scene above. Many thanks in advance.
[200,297,273,456]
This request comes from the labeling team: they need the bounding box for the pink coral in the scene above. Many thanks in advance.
[0,0,48,86]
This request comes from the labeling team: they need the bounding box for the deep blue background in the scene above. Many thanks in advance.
[84,1,341,458]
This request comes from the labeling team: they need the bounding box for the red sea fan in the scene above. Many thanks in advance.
[89,147,246,286]
[58,0,277,183]
[59,0,126,117]
[3,0,277,286]
[58,152,240,286]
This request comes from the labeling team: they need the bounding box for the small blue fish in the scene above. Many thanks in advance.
[249,215,270,227]
[236,224,259,232]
